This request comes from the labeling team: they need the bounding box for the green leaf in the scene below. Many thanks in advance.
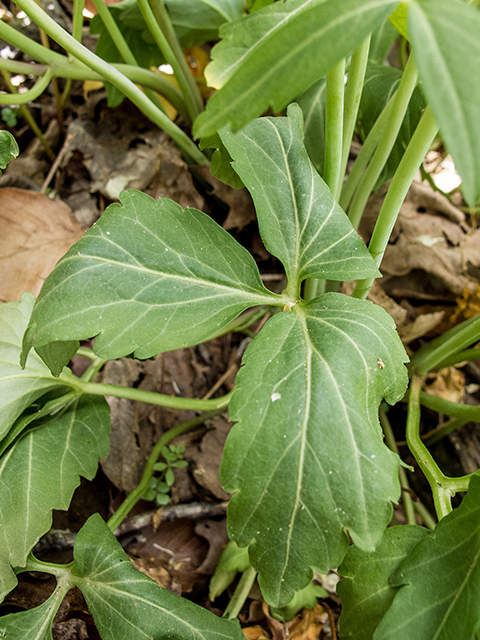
[337,525,429,640]
[0,396,110,601]
[374,472,480,640]
[0,293,66,440]
[358,62,425,189]
[388,2,408,39]
[408,0,480,206]
[166,0,245,48]
[0,580,69,639]
[22,190,279,371]
[221,293,408,606]
[369,18,398,63]
[199,132,245,189]
[35,340,79,378]
[193,0,399,138]
[220,105,380,293]
[0,130,19,173]
[295,76,327,176]
[71,513,244,639]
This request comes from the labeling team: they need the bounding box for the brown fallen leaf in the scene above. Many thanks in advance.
[0,188,84,302]
[424,366,465,403]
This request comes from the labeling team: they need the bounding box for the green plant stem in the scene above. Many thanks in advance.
[0,67,54,105]
[223,565,257,620]
[380,407,416,526]
[303,277,326,302]
[0,69,56,160]
[107,410,222,531]
[419,391,480,423]
[148,0,203,113]
[323,58,345,198]
[424,418,469,446]
[410,314,480,376]
[90,0,167,115]
[406,377,471,521]
[12,0,209,164]
[433,347,480,370]
[0,48,189,119]
[80,356,106,382]
[62,373,233,411]
[352,106,438,300]
[72,0,85,43]
[339,95,395,214]
[414,501,436,531]
[338,36,370,201]
[136,0,199,122]
[347,54,418,230]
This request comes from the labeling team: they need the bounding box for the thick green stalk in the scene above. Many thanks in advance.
[433,347,480,370]
[0,26,188,118]
[136,0,200,122]
[323,58,345,197]
[338,36,370,201]
[61,374,233,411]
[347,54,418,230]
[352,106,438,300]
[380,407,416,526]
[0,69,55,160]
[419,391,480,423]
[410,314,480,376]
[71,0,84,43]
[406,377,471,521]
[107,410,222,531]
[339,95,395,214]
[0,67,53,105]
[90,0,166,114]
[12,0,209,164]
[223,565,257,620]
[148,0,203,114]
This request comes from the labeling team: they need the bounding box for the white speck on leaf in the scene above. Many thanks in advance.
[271,392,281,402]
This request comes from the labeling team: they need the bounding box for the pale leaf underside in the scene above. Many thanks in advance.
[221,293,408,606]
[0,293,62,440]
[23,191,279,365]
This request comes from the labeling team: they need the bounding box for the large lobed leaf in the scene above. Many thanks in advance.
[408,0,480,206]
[71,513,244,640]
[0,396,110,601]
[221,293,408,606]
[0,293,65,440]
[374,471,480,640]
[337,525,429,640]
[22,190,280,371]
[193,0,399,137]
[220,105,379,292]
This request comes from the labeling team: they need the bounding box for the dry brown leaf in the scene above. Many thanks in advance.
[287,604,327,640]
[242,626,271,640]
[0,188,84,302]
[360,181,474,299]
[424,366,465,403]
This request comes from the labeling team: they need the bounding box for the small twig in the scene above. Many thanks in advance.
[202,363,238,400]
[41,131,76,193]
[322,601,338,640]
